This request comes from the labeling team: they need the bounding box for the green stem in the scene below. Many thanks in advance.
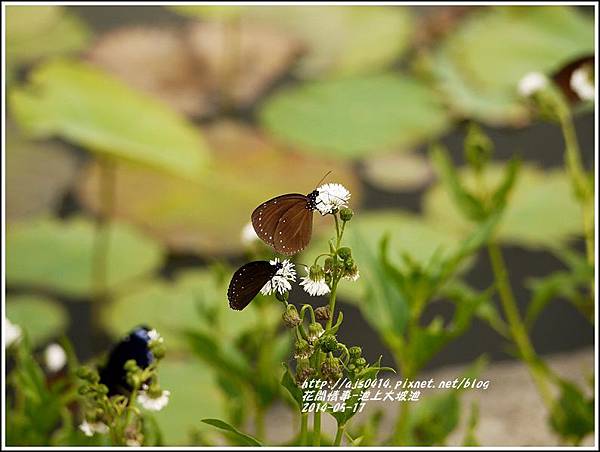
[488,241,553,408]
[334,423,345,446]
[312,410,321,446]
[299,412,308,446]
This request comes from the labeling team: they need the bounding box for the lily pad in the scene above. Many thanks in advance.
[77,121,361,255]
[6,6,90,70]
[102,268,281,351]
[153,359,226,445]
[260,74,450,158]
[424,165,582,249]
[6,123,79,222]
[432,6,595,125]
[6,294,69,347]
[361,152,435,191]
[9,59,210,178]
[6,217,164,298]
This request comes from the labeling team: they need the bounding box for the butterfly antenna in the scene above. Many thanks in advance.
[315,170,332,188]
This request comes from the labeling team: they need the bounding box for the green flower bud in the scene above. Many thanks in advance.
[344,257,355,269]
[76,366,93,381]
[97,384,109,395]
[309,264,325,280]
[78,385,91,395]
[126,373,141,389]
[355,357,367,368]
[319,334,338,353]
[340,207,354,222]
[320,356,343,384]
[282,304,301,328]
[348,346,362,358]
[337,247,352,260]
[314,306,331,322]
[124,359,138,372]
[347,363,356,372]
[151,342,166,360]
[294,338,313,360]
[307,323,324,343]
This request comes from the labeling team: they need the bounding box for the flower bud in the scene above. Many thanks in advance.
[151,342,166,360]
[295,365,315,385]
[294,338,313,360]
[355,357,367,368]
[97,384,109,395]
[282,304,301,328]
[337,247,352,260]
[320,356,343,383]
[314,306,331,322]
[307,323,324,343]
[76,366,94,381]
[319,334,338,353]
[124,359,139,372]
[324,258,334,273]
[78,385,91,395]
[348,346,362,358]
[344,257,355,269]
[339,207,354,222]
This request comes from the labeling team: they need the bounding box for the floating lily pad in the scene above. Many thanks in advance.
[77,121,361,255]
[432,6,595,125]
[9,59,210,178]
[361,152,435,191]
[260,74,450,158]
[6,123,79,222]
[6,294,69,347]
[6,6,90,70]
[170,6,413,78]
[424,165,582,249]
[102,268,281,351]
[153,359,226,445]
[6,217,164,298]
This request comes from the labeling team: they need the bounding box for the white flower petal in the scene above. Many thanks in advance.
[5,319,22,348]
[44,343,67,372]
[137,390,171,411]
[261,258,296,295]
[147,329,164,344]
[300,275,330,297]
[315,183,351,215]
[518,72,548,97]
[79,420,109,437]
[570,66,595,101]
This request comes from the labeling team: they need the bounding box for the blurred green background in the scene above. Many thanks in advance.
[5,4,595,444]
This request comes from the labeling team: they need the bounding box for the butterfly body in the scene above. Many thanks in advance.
[228,260,282,310]
[251,190,319,255]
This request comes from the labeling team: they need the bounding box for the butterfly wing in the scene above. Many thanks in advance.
[227,261,277,310]
[251,194,311,255]
[552,55,594,102]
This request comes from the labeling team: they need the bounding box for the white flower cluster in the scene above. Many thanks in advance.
[570,66,595,101]
[137,389,171,411]
[5,319,22,348]
[79,420,109,437]
[518,72,548,97]
[147,329,163,345]
[300,271,330,297]
[315,183,351,215]
[44,343,67,372]
[260,258,296,296]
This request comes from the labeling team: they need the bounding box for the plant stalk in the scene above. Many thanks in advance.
[334,423,345,446]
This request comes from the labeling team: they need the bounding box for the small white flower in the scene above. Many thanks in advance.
[299,273,330,297]
[137,389,171,411]
[260,258,296,296]
[147,329,163,344]
[518,72,548,97]
[44,343,67,372]
[315,183,351,215]
[570,66,595,101]
[79,420,109,437]
[240,221,259,246]
[5,318,22,348]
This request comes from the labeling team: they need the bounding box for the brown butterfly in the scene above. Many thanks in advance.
[552,55,594,102]
[227,260,282,310]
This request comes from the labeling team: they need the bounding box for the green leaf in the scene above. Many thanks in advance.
[462,401,480,446]
[6,123,78,222]
[281,363,303,410]
[260,74,450,158]
[9,59,209,178]
[77,121,360,255]
[6,295,68,347]
[549,380,594,443]
[6,217,164,298]
[424,165,582,249]
[201,419,262,447]
[432,6,595,124]
[361,152,434,192]
[152,360,226,445]
[6,6,90,70]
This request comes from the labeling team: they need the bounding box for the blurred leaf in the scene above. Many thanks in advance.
[424,165,582,249]
[246,6,413,78]
[152,359,226,445]
[201,419,262,446]
[260,74,450,158]
[78,121,360,254]
[6,217,164,298]
[9,59,209,178]
[462,401,480,446]
[6,123,78,222]
[103,267,280,351]
[6,294,68,347]
[6,6,89,70]
[168,5,247,21]
[361,152,434,192]
[432,6,594,125]
[280,363,303,410]
[549,380,594,443]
